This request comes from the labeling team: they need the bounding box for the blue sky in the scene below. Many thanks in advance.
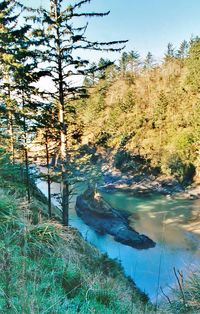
[22,0,200,62]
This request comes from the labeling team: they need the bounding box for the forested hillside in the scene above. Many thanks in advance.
[77,42,200,185]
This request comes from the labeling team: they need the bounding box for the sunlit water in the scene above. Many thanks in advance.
[37,174,200,303]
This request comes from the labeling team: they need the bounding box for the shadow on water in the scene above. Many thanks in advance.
[37,174,200,303]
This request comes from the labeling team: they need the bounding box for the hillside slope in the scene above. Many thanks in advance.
[77,49,200,186]
[0,152,152,313]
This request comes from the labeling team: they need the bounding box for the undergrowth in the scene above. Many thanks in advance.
[0,151,199,313]
[0,153,153,313]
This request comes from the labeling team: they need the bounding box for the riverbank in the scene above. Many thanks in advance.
[1,152,199,312]
[77,144,200,198]
[95,150,200,199]
[0,155,154,313]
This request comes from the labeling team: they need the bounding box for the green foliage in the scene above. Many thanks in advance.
[114,150,148,173]
[96,131,111,147]
[177,40,189,59]
[91,253,123,276]
[77,40,200,184]
[114,150,133,171]
[174,131,195,160]
[0,151,27,198]
[186,39,200,92]
[161,153,195,183]
[165,42,176,61]
[119,91,136,113]
[61,266,82,298]
[164,271,200,313]
[89,287,115,307]
[0,157,152,313]
[0,194,18,229]
[161,154,185,177]
[153,91,169,124]
[26,223,61,248]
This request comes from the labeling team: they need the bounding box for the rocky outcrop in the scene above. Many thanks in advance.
[75,188,156,249]
[100,171,184,195]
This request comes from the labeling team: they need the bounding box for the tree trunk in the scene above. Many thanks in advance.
[5,70,15,162]
[59,107,69,226]
[54,0,69,226]
[22,96,31,203]
[24,148,31,203]
[7,110,14,162]
[45,131,52,218]
[61,164,69,226]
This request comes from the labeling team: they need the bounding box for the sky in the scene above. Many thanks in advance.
[22,0,200,63]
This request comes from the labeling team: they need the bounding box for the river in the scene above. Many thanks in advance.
[37,174,200,303]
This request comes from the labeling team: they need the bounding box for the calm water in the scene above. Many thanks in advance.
[37,176,200,303]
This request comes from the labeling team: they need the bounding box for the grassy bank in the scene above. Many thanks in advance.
[0,151,200,313]
[0,152,153,313]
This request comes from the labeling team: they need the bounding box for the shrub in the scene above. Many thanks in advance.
[90,288,115,307]
[161,154,195,183]
[114,150,146,173]
[61,266,82,298]
[96,132,111,147]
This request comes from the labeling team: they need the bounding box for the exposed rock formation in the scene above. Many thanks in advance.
[76,188,156,249]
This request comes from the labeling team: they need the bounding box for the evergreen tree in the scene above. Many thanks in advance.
[0,0,28,160]
[0,0,49,201]
[177,40,189,59]
[97,58,113,79]
[119,50,140,74]
[127,50,140,71]
[144,51,154,69]
[34,0,127,225]
[164,42,176,62]
[186,39,200,92]
[120,51,129,75]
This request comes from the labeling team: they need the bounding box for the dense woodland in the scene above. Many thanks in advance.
[0,0,200,312]
[77,41,200,185]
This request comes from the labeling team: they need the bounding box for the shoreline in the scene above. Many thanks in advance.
[99,167,200,199]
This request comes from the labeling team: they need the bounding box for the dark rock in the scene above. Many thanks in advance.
[75,189,156,250]
[101,171,184,196]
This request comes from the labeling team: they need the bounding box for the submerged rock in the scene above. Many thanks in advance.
[75,188,156,249]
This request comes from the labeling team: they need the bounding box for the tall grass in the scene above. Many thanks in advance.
[162,270,200,313]
[0,154,154,313]
[0,149,199,313]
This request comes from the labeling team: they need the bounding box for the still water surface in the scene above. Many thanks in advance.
[37,178,200,302]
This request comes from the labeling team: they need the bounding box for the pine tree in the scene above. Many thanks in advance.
[144,52,154,69]
[97,58,113,79]
[127,50,140,71]
[34,0,127,226]
[186,39,200,92]
[0,0,49,201]
[177,40,188,59]
[164,42,176,62]
[0,0,26,160]
[120,51,129,75]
